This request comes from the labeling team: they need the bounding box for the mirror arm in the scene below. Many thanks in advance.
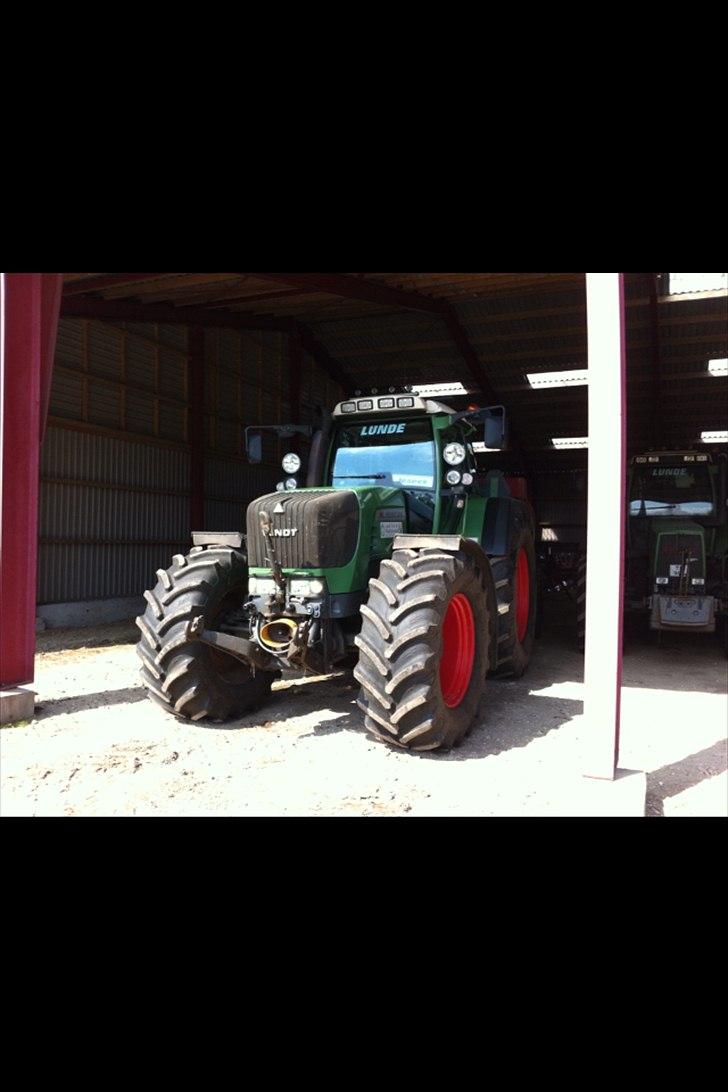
[451,404,505,426]
[245,424,313,464]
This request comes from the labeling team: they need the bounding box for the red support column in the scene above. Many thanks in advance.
[1,273,62,690]
[188,326,205,533]
[583,273,627,780]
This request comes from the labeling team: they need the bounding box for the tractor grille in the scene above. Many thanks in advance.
[246,490,360,570]
[655,531,704,585]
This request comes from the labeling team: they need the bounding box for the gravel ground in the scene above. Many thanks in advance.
[1,622,726,817]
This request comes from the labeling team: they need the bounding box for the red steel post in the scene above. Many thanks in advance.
[1,273,61,687]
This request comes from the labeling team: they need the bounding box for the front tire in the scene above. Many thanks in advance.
[135,545,274,722]
[355,546,491,751]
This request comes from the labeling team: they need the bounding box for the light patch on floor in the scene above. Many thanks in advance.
[1,623,725,816]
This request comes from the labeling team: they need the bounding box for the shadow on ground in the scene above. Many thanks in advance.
[37,621,139,654]
[622,638,727,695]
[36,687,148,718]
[276,645,585,762]
[645,739,728,816]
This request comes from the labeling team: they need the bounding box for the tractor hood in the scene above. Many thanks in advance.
[246,487,409,594]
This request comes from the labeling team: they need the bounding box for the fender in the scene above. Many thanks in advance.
[191,531,245,549]
[481,496,534,559]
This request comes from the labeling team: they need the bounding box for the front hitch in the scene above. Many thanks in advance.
[259,510,287,607]
[186,615,278,672]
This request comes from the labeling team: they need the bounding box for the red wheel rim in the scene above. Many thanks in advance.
[439,594,476,708]
[515,547,530,643]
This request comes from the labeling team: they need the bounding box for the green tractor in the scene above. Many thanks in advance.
[136,389,537,751]
[626,451,728,641]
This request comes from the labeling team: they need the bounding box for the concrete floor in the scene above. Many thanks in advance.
[1,623,725,817]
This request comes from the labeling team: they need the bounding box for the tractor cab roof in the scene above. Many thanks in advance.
[333,394,456,420]
[632,452,713,465]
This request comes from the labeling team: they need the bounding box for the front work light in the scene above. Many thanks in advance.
[282,452,301,474]
[443,442,466,466]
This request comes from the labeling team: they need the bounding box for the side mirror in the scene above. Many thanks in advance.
[484,406,507,450]
[246,428,263,464]
[245,422,314,464]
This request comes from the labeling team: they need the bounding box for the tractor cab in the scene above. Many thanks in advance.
[626,451,727,633]
[325,393,496,534]
[629,453,717,522]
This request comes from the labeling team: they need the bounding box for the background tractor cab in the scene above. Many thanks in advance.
[626,451,728,636]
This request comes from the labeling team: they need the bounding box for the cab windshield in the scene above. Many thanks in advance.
[629,464,714,517]
[330,420,436,491]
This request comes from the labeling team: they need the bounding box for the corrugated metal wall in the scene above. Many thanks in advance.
[39,427,190,601]
[39,319,341,605]
[533,467,588,546]
[202,328,343,530]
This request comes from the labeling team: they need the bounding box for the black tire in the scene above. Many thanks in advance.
[355,546,491,752]
[489,525,537,678]
[135,545,274,722]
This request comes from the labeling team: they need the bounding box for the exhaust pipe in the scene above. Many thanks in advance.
[258,616,299,652]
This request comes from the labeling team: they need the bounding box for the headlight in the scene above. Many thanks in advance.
[285,478,298,490]
[250,577,277,596]
[446,470,462,485]
[461,472,474,486]
[290,578,325,598]
[282,452,301,474]
[443,442,466,466]
[276,481,286,492]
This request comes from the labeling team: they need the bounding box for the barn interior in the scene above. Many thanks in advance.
[42,272,727,633]
[2,270,726,816]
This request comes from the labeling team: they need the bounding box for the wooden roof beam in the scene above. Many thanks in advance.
[247,272,448,315]
[60,297,356,394]
[61,296,295,332]
[63,273,172,296]
[245,272,505,399]
[245,273,533,459]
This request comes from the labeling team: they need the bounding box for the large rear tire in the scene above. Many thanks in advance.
[135,545,274,722]
[489,525,537,677]
[355,546,491,751]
